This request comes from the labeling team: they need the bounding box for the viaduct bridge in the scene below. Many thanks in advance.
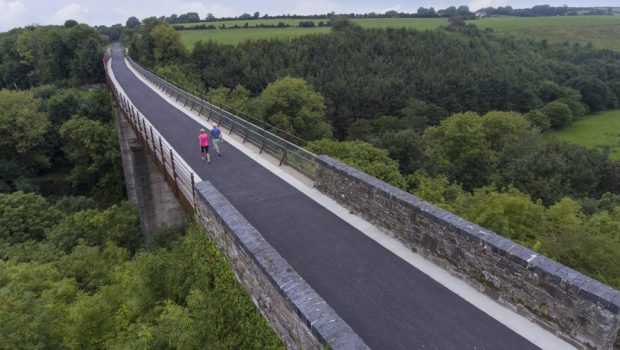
[104,44,620,350]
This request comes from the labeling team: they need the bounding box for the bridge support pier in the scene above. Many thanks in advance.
[115,106,186,241]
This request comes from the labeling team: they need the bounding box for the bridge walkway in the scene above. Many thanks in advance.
[110,47,541,350]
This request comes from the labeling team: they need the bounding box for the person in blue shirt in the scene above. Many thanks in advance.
[210,124,223,159]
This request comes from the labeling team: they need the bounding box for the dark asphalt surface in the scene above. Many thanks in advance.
[111,47,539,350]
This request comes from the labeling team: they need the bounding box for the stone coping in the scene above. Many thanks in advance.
[195,181,370,350]
[317,155,620,315]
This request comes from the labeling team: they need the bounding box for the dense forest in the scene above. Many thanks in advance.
[0,21,283,348]
[127,18,620,288]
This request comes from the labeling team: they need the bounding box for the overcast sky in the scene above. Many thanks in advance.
[1,0,617,32]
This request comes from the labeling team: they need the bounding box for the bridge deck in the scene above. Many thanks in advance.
[110,48,539,350]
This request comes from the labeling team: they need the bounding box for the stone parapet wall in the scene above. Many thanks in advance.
[315,155,620,350]
[194,181,370,350]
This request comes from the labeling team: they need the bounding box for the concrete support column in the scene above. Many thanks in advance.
[115,106,186,242]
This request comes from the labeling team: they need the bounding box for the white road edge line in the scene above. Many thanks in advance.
[123,57,576,350]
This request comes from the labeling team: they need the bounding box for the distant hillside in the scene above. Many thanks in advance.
[178,16,620,51]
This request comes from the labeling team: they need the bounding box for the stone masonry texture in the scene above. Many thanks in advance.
[194,181,370,350]
[315,155,620,350]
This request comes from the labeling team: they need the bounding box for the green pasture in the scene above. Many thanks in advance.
[179,18,447,46]
[352,18,447,29]
[180,27,330,47]
[475,16,620,51]
[179,17,447,29]
[474,15,620,29]
[179,15,620,50]
[548,109,620,159]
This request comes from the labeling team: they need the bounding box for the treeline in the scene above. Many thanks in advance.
[478,5,615,17]
[0,193,283,348]
[173,20,332,31]
[0,21,105,90]
[161,4,613,25]
[126,18,620,288]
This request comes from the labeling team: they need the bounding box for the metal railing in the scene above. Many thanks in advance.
[125,56,318,181]
[104,54,199,214]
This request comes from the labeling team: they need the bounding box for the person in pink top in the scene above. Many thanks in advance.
[199,128,211,163]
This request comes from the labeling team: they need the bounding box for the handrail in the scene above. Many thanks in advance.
[104,53,199,213]
[125,56,318,181]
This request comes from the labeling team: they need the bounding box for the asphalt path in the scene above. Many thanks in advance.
[111,47,538,350]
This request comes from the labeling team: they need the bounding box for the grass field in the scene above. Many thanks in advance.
[179,15,620,50]
[180,27,330,47]
[475,16,620,51]
[179,18,448,46]
[548,109,620,159]
[179,17,448,29]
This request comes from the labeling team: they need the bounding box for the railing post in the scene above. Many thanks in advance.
[142,118,149,149]
[279,149,288,166]
[191,173,196,206]
[150,126,156,151]
[159,137,166,172]
[243,129,250,143]
[170,149,179,196]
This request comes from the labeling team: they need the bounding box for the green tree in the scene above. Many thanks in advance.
[499,142,608,205]
[307,139,406,188]
[259,76,331,140]
[53,196,97,215]
[59,117,124,204]
[565,75,615,112]
[555,97,587,120]
[376,129,425,174]
[157,64,203,96]
[480,111,533,152]
[46,202,140,253]
[125,16,140,30]
[458,186,545,246]
[400,98,448,129]
[44,88,83,126]
[537,80,581,103]
[58,241,130,292]
[151,22,187,66]
[0,261,76,349]
[64,24,105,84]
[540,101,572,129]
[407,172,464,212]
[0,90,51,169]
[524,109,550,131]
[541,198,620,287]
[206,85,259,117]
[422,112,497,190]
[0,192,63,244]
